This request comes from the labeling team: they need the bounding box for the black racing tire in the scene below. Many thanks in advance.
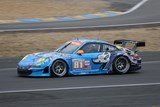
[113,56,130,74]
[51,60,68,77]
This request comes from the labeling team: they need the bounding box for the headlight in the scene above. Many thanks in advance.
[36,57,46,63]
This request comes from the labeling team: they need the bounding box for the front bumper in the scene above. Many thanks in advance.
[17,68,32,76]
[17,66,50,77]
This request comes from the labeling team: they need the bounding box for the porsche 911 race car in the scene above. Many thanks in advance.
[17,38,145,77]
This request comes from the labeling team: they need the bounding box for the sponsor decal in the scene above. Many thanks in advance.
[93,52,111,64]
[72,59,91,70]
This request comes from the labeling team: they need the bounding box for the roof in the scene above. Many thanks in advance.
[71,38,108,44]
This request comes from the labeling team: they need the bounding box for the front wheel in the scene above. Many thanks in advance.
[51,60,68,77]
[113,56,130,74]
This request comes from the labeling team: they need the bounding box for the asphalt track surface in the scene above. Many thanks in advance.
[0,0,160,106]
[0,0,160,32]
[0,52,160,107]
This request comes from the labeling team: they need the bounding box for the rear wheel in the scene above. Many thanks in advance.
[113,56,130,74]
[51,60,68,77]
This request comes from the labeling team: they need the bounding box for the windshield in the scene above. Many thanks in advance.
[55,41,82,54]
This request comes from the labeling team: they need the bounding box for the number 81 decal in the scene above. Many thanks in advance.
[72,59,91,70]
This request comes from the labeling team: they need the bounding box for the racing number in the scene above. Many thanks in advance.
[72,59,90,70]
[73,60,83,69]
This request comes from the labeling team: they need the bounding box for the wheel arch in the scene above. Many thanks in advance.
[113,54,131,65]
[112,54,131,74]
[50,58,69,76]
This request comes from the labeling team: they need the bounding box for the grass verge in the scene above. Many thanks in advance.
[0,27,160,57]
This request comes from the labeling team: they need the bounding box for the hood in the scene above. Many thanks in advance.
[20,51,71,63]
[32,51,55,58]
[18,51,71,67]
[32,51,72,59]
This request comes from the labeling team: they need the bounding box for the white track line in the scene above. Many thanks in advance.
[142,61,160,64]
[0,60,159,94]
[0,82,160,94]
[0,60,160,71]
[0,21,160,32]
[123,0,148,14]
[0,68,16,71]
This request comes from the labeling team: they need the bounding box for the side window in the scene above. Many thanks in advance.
[81,43,101,53]
[102,44,117,52]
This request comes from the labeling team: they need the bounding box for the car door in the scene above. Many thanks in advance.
[71,43,103,75]
[100,43,118,72]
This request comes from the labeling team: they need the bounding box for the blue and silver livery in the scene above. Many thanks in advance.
[17,39,145,77]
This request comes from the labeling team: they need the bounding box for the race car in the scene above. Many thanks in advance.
[17,38,145,77]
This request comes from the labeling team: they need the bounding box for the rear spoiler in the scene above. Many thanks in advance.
[114,39,145,52]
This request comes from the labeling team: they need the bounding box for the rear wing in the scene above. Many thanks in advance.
[114,39,145,52]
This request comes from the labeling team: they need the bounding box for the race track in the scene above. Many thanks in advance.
[0,0,160,106]
[0,0,160,32]
[0,52,160,107]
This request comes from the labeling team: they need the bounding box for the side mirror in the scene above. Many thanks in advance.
[77,50,84,55]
